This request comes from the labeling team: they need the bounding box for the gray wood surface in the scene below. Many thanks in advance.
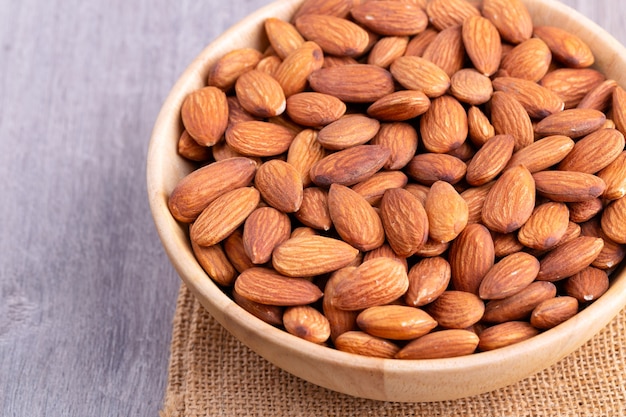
[0,0,624,416]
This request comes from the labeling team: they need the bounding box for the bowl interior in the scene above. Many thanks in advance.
[147,0,626,402]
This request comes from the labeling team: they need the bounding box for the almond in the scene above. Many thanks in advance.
[370,122,419,170]
[328,183,385,251]
[462,15,501,76]
[466,134,515,186]
[534,108,606,139]
[207,48,263,90]
[352,170,409,206]
[274,41,324,97]
[226,95,257,126]
[461,182,494,225]
[190,187,260,247]
[286,129,327,187]
[530,296,579,330]
[482,0,533,44]
[489,91,534,151]
[517,202,570,251]
[482,281,557,323]
[422,26,465,77]
[396,329,479,359]
[612,85,626,135]
[357,305,437,340]
[505,135,574,173]
[292,0,357,20]
[449,223,495,294]
[427,291,485,329]
[598,151,626,200]
[255,159,303,213]
[380,188,429,257]
[367,90,431,121]
[285,92,346,127]
[256,55,283,77]
[577,79,617,112]
[482,165,535,234]
[491,232,525,258]
[533,25,594,69]
[467,105,495,147]
[449,69,493,105]
[235,69,286,118]
[533,170,606,202]
[425,180,469,243]
[536,236,605,281]
[283,305,331,344]
[334,331,400,358]
[295,14,370,57]
[223,229,255,273]
[272,235,359,277]
[568,198,603,223]
[234,267,323,306]
[323,267,359,341]
[564,266,610,303]
[225,120,295,157]
[414,239,450,258]
[317,114,380,150]
[580,217,626,270]
[558,128,625,173]
[309,144,390,187]
[191,241,237,286]
[406,153,467,186]
[479,252,540,300]
[478,321,539,351]
[308,64,395,103]
[232,287,284,326]
[405,256,451,307]
[363,244,408,272]
[389,55,450,98]
[601,196,626,244]
[426,0,480,31]
[492,77,564,119]
[350,1,428,36]
[294,187,332,231]
[264,18,305,59]
[367,36,409,68]
[539,68,606,109]
[498,38,551,82]
[330,257,409,310]
[404,27,438,57]
[177,130,211,162]
[180,86,229,147]
[243,207,291,264]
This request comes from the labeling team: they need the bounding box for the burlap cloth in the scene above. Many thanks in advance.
[160,283,626,417]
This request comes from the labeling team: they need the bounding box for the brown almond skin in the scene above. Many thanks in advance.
[357,305,437,340]
[334,331,400,359]
[328,183,385,252]
[425,181,469,243]
[367,36,410,68]
[396,329,479,359]
[283,305,331,344]
[232,287,284,327]
[492,232,525,258]
[468,105,495,147]
[578,79,618,112]
[406,153,467,186]
[482,281,557,323]
[533,25,594,69]
[404,27,438,57]
[308,64,395,103]
[517,202,570,251]
[223,229,255,273]
[180,86,229,147]
[367,90,431,121]
[168,157,257,223]
[234,267,323,306]
[461,181,494,225]
[351,170,409,206]
[536,236,605,282]
[422,26,465,77]
[225,121,295,157]
[390,55,451,98]
[295,14,370,57]
[323,267,359,341]
[601,196,626,244]
[534,108,607,139]
[243,207,291,264]
[207,48,263,90]
[317,114,380,151]
[190,187,260,247]
[274,41,324,97]
[294,187,332,231]
[380,188,429,257]
[370,123,419,170]
[428,291,485,329]
[478,321,539,351]
[191,241,237,287]
[420,95,468,153]
[580,217,626,270]
[492,77,564,119]
[177,130,211,162]
[363,244,408,272]
[449,68,494,105]
[286,92,346,127]
[449,223,495,295]
[482,165,535,234]
[292,0,356,20]
[539,68,606,109]
[235,69,286,118]
[564,267,610,303]
[482,0,533,44]
[530,296,579,330]
[568,198,603,223]
[598,151,626,200]
[559,128,625,174]
[612,85,626,136]
[286,129,327,188]
[427,0,480,31]
[489,91,534,151]
[533,171,606,202]
[499,38,551,82]
[272,235,359,277]
[264,18,305,59]
[462,15,501,76]
[350,1,428,36]
[466,134,515,186]
[505,135,574,173]
[405,256,451,307]
[309,144,390,187]
[479,252,540,300]
[255,159,303,213]
[330,257,409,311]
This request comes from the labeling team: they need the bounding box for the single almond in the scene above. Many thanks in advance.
[498,38,551,82]
[309,144,390,187]
[482,165,535,234]
[191,241,237,287]
[426,0,480,31]
[466,134,515,186]
[264,18,305,59]
[427,291,485,329]
[357,305,437,340]
[558,128,625,173]
[449,223,495,295]
[482,281,557,323]
[272,235,359,277]
[568,198,603,223]
[536,236,605,281]
[308,64,395,103]
[505,135,574,173]
[180,86,229,147]
[223,229,256,273]
[207,48,263,90]
[425,180,469,243]
[233,286,284,326]
[234,267,323,306]
[533,170,606,202]
[317,114,380,150]
[352,170,409,206]
[580,217,626,269]
[389,55,451,98]
[283,305,331,344]
[564,267,610,303]
[396,329,479,359]
[274,41,325,97]
[478,321,539,351]
[539,68,606,109]
[367,36,409,68]
[601,196,626,244]
[286,129,327,188]
[255,159,303,213]
[295,14,370,57]
[491,232,525,258]
[367,90,431,121]
[323,267,359,341]
[350,1,428,36]
[612,85,626,136]
[517,202,570,251]
[449,68,494,105]
[294,187,332,231]
[479,252,540,300]
[577,79,618,112]
[482,0,533,44]
[380,188,429,257]
[462,15,502,76]
[328,183,385,251]
[330,257,409,310]
[489,91,534,151]
[404,27,438,57]
[598,151,626,200]
[533,25,594,69]
[334,331,400,358]
[467,105,495,147]
[422,26,465,77]
[534,108,606,139]
[225,120,295,157]
[369,122,419,170]
[492,77,564,119]
[406,153,467,186]
[530,296,579,330]
[255,55,283,77]
[235,69,286,118]
[461,182,494,225]
[285,92,346,127]
[292,0,357,20]
[243,207,291,264]
[177,130,211,162]
[405,256,451,307]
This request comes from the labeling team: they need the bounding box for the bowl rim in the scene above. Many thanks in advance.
[147,0,626,401]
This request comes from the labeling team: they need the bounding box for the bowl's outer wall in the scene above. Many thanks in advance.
[147,0,626,402]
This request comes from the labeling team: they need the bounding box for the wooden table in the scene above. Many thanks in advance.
[1,0,624,415]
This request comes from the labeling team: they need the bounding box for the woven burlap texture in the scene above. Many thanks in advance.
[160,283,626,417]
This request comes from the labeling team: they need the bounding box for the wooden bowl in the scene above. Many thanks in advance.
[147,0,626,402]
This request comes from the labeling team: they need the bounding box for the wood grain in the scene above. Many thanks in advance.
[0,0,625,415]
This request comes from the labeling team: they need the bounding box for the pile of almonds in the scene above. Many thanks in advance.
[168,0,626,359]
